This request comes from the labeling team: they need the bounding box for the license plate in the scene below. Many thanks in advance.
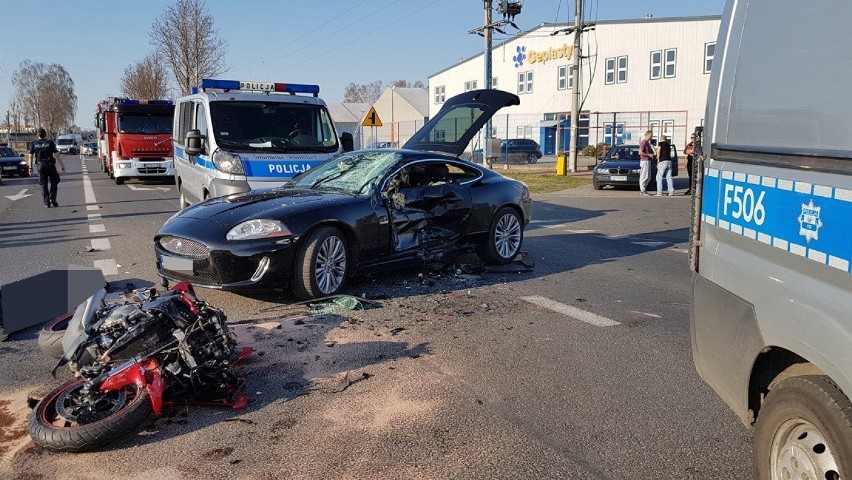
[145,163,156,168]
[610,175,627,181]
[160,255,194,274]
[2,166,16,170]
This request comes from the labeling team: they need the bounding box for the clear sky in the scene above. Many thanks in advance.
[0,0,725,129]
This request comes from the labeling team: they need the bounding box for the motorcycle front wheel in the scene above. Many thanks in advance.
[28,379,152,453]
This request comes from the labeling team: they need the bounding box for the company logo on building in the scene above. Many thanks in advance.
[798,199,823,243]
[528,44,575,66]
[513,46,527,68]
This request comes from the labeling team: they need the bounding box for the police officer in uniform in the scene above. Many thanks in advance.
[28,128,65,207]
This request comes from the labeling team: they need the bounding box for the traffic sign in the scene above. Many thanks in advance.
[362,107,383,127]
[87,133,94,140]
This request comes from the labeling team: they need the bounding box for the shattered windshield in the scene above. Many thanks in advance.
[117,114,172,134]
[210,101,339,154]
[286,151,401,194]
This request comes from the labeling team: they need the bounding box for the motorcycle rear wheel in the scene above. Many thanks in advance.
[28,379,152,453]
[38,312,73,359]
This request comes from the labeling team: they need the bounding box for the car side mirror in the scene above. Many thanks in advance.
[185,129,205,156]
[340,132,354,152]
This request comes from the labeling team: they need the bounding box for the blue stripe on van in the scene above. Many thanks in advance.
[702,168,852,274]
[173,145,322,179]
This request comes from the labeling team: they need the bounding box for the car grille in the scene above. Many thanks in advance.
[158,236,210,259]
[138,166,168,174]
[606,168,631,174]
[160,267,221,286]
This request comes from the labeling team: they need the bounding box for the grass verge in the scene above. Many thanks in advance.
[499,172,592,193]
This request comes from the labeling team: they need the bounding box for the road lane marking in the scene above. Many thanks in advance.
[86,205,100,211]
[5,189,32,201]
[89,224,106,233]
[521,296,621,327]
[82,168,97,204]
[90,238,111,251]
[87,213,103,222]
[670,248,688,254]
[93,259,118,276]
[564,229,597,234]
[631,241,669,247]
[629,311,662,318]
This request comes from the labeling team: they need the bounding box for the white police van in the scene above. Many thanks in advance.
[690,0,852,476]
[173,79,352,207]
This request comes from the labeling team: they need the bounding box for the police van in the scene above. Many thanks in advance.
[173,79,353,207]
[690,0,852,476]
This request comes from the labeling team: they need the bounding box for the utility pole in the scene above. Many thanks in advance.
[568,0,582,172]
[470,1,521,168]
[483,0,493,164]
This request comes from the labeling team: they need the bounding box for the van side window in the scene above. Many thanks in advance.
[176,102,192,146]
[195,103,208,140]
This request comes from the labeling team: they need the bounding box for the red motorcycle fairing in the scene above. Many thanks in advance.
[170,281,200,314]
[99,358,165,416]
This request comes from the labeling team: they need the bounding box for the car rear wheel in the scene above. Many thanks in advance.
[754,375,852,480]
[292,227,348,300]
[477,207,523,265]
[526,154,538,164]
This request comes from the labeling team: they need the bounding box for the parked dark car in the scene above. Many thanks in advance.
[0,146,28,177]
[473,138,543,166]
[592,143,678,190]
[155,89,532,299]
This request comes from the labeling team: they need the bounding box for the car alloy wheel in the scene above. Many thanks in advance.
[314,235,346,295]
[494,212,522,258]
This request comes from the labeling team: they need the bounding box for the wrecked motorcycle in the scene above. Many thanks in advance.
[28,281,250,453]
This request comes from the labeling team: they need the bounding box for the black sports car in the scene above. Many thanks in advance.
[0,146,28,177]
[155,89,532,299]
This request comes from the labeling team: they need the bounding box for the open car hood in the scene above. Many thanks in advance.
[402,89,520,157]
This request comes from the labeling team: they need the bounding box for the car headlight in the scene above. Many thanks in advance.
[595,167,609,173]
[212,149,245,174]
[226,219,292,240]
[19,160,27,165]
[631,168,641,173]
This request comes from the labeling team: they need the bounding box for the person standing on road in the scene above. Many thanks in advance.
[655,135,675,196]
[638,130,655,196]
[29,128,65,208]
[684,134,695,195]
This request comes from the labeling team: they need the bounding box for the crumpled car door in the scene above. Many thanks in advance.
[387,182,473,260]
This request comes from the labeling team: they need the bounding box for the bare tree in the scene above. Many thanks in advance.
[120,53,170,99]
[343,80,384,104]
[150,0,227,95]
[12,60,77,138]
[389,80,425,88]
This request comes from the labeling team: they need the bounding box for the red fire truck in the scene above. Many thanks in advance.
[94,98,175,185]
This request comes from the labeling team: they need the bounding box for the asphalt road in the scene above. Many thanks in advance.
[0,155,752,479]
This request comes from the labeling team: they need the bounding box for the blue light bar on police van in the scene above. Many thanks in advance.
[199,79,320,96]
[114,98,173,105]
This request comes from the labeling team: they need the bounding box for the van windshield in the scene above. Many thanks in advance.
[118,114,172,134]
[57,138,74,145]
[209,101,339,154]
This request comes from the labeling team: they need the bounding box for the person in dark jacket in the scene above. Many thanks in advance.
[655,135,675,196]
[28,128,65,207]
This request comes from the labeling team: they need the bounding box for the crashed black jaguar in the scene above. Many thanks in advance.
[155,90,531,299]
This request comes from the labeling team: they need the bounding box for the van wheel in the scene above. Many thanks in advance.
[114,176,124,185]
[179,185,190,209]
[754,375,852,479]
[292,227,348,300]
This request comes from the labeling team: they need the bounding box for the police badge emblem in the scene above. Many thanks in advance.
[798,199,823,243]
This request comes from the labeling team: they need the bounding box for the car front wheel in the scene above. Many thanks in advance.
[754,375,852,480]
[292,226,348,300]
[477,207,523,264]
[527,154,538,164]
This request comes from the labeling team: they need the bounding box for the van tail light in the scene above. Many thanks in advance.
[688,127,704,273]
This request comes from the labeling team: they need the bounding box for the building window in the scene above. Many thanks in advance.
[617,56,628,83]
[704,42,715,74]
[492,76,498,89]
[464,80,478,92]
[517,71,533,94]
[516,125,533,139]
[664,48,677,78]
[434,85,445,104]
[557,65,574,91]
[650,50,662,80]
[605,58,615,84]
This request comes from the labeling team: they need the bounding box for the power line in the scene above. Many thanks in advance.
[264,0,441,78]
[228,0,371,77]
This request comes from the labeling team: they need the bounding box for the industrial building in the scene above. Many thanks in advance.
[428,15,721,155]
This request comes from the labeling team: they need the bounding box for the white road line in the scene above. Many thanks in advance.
[86,205,99,211]
[521,296,621,327]
[631,241,668,247]
[87,213,103,222]
[89,224,106,233]
[93,259,118,276]
[90,238,111,251]
[564,229,598,234]
[82,168,97,205]
[670,248,688,254]
[629,311,662,318]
